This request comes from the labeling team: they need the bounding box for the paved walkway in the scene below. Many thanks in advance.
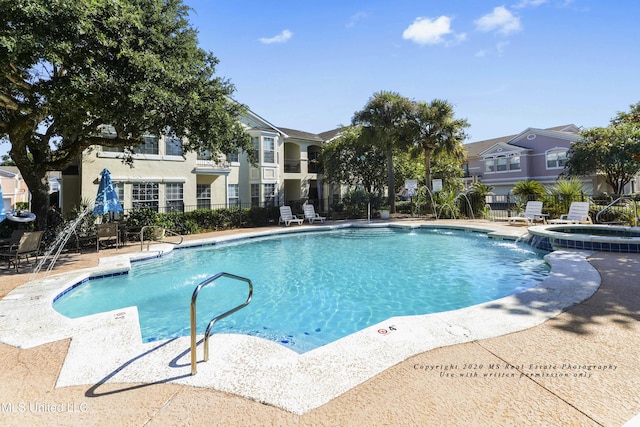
[0,220,638,426]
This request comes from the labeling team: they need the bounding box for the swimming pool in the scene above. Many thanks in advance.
[53,226,549,353]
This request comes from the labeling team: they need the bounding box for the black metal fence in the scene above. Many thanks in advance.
[286,193,639,224]
[35,191,640,253]
[120,193,639,224]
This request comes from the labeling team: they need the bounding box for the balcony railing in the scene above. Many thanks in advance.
[284,159,301,173]
[196,159,230,169]
[308,161,320,174]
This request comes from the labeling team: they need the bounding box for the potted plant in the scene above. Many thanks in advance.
[152,216,173,240]
[151,226,165,240]
[380,206,390,220]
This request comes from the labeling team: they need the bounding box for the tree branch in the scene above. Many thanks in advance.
[4,65,32,91]
[0,93,21,111]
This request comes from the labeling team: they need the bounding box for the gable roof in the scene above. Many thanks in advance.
[318,128,343,142]
[544,124,581,133]
[465,124,581,158]
[278,127,324,143]
[0,166,20,178]
[478,141,532,157]
[464,135,516,157]
[241,108,285,136]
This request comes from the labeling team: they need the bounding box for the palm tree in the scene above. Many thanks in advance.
[512,180,546,201]
[352,91,414,212]
[547,177,588,200]
[409,99,469,190]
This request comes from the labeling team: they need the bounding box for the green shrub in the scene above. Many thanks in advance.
[245,206,278,227]
[395,201,412,214]
[15,202,29,211]
[341,190,383,218]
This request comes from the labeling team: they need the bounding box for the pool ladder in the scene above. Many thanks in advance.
[190,272,253,375]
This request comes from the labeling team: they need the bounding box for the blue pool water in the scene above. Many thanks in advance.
[54,227,549,353]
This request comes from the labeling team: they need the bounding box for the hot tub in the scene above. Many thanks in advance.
[527,224,640,253]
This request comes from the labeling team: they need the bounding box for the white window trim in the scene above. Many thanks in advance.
[484,152,522,174]
[227,183,240,206]
[162,155,185,162]
[509,155,521,171]
[97,151,162,161]
[545,148,569,170]
[262,136,276,166]
[484,158,496,174]
[495,156,509,173]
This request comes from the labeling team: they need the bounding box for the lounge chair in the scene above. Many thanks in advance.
[278,206,304,226]
[303,204,326,224]
[96,222,120,251]
[0,230,43,271]
[508,201,545,226]
[548,202,593,224]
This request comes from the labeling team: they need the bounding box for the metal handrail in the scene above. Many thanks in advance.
[140,225,184,250]
[595,196,638,226]
[190,272,253,375]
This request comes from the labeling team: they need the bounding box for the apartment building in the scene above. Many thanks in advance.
[61,108,336,215]
[462,124,615,195]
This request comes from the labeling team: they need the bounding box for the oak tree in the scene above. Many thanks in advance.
[1,0,250,228]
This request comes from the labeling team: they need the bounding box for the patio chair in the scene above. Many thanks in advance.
[278,206,304,226]
[96,222,120,251]
[303,204,326,224]
[548,202,593,224]
[0,230,43,271]
[0,230,25,250]
[508,201,545,226]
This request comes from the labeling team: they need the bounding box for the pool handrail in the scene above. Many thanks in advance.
[595,196,638,226]
[190,272,253,375]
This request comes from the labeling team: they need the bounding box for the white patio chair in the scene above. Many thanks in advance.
[508,201,544,226]
[278,206,304,226]
[548,202,593,224]
[303,204,326,224]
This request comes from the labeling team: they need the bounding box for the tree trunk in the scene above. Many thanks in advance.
[20,169,51,231]
[386,148,395,212]
[8,122,54,231]
[423,146,433,191]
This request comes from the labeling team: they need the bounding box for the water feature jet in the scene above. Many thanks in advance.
[30,206,92,280]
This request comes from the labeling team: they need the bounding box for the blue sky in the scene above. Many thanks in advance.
[183,0,640,142]
[2,0,638,159]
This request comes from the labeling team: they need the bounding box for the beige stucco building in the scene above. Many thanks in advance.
[61,108,334,216]
[0,166,30,213]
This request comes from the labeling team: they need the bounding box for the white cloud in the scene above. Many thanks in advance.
[475,6,522,35]
[475,41,510,58]
[402,16,456,45]
[259,29,293,44]
[513,0,547,8]
[452,33,468,45]
[496,41,510,55]
[347,11,368,28]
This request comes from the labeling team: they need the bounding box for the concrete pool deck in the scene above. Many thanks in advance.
[0,219,639,426]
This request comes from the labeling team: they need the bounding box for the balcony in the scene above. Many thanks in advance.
[194,159,231,175]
